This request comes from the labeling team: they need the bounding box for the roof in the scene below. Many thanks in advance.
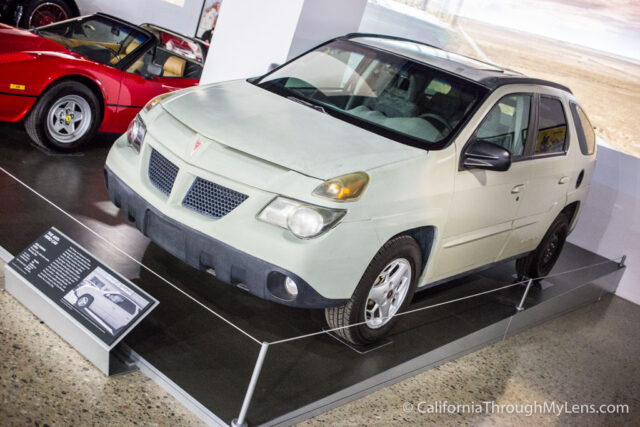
[344,33,572,94]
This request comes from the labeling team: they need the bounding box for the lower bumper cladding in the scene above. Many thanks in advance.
[104,166,347,309]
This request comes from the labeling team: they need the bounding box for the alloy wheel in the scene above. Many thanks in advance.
[46,95,92,144]
[364,258,412,329]
[29,2,68,28]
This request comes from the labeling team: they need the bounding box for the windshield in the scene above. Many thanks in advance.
[37,16,149,66]
[256,39,488,149]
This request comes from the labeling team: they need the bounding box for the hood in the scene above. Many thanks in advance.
[0,24,67,55]
[160,80,422,180]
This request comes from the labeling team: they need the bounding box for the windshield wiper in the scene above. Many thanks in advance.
[287,96,326,114]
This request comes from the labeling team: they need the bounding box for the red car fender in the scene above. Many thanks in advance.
[0,50,120,129]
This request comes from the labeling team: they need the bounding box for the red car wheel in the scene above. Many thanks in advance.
[25,80,101,152]
[22,0,73,28]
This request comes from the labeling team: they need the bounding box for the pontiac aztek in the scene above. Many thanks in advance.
[104,34,596,344]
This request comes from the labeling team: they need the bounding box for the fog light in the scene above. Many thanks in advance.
[284,277,298,297]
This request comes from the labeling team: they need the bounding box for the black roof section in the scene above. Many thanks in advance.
[343,33,572,94]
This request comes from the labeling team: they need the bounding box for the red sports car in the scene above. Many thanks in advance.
[0,13,208,151]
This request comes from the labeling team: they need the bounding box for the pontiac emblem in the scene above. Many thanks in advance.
[193,140,202,153]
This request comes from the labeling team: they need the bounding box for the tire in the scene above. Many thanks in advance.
[25,80,101,152]
[325,235,422,345]
[516,214,569,280]
[76,294,94,308]
[19,0,74,28]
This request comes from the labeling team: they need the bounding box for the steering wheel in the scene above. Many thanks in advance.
[418,113,453,135]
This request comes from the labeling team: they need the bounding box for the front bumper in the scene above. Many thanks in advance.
[105,166,347,308]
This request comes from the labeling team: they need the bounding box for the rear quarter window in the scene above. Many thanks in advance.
[535,96,568,155]
[570,103,596,155]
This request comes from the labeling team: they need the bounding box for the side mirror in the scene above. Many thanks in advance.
[463,140,511,171]
[142,63,163,79]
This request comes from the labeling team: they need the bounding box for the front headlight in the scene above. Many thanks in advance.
[312,172,369,202]
[143,92,175,112]
[126,115,146,152]
[257,197,346,239]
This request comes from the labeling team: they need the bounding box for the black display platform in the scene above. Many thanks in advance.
[0,125,625,425]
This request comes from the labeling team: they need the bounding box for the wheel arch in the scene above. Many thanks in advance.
[392,225,437,277]
[38,74,106,125]
[561,201,580,232]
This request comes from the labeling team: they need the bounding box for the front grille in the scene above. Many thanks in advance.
[148,149,179,196]
[182,177,248,218]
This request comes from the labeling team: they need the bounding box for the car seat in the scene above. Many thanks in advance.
[163,56,186,77]
[349,73,425,119]
[121,41,143,69]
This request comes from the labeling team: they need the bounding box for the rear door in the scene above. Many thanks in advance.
[503,94,573,257]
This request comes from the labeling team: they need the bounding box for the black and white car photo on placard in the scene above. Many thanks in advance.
[64,266,149,336]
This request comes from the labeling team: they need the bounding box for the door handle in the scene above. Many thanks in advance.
[511,184,524,194]
[559,176,570,184]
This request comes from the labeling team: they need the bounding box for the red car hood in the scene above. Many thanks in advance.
[0,23,68,55]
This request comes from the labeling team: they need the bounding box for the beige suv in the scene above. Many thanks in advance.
[105,34,597,344]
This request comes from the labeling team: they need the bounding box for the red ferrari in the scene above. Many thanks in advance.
[0,13,208,151]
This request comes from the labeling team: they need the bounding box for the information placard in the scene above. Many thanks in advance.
[8,227,158,349]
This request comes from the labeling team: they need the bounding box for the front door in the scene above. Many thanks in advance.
[429,93,534,281]
[116,48,200,128]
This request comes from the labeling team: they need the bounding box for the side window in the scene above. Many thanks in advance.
[476,94,531,156]
[535,97,568,154]
[570,103,596,155]
[126,48,152,75]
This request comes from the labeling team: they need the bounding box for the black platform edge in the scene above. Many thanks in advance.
[264,266,625,427]
[117,344,228,426]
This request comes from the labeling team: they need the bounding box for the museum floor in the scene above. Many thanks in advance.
[1,260,638,426]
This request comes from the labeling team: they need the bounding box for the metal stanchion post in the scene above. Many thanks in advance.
[516,278,534,312]
[232,342,270,427]
[619,255,626,268]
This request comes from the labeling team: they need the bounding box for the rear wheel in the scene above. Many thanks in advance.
[20,0,74,28]
[25,80,101,152]
[516,214,569,280]
[325,235,421,345]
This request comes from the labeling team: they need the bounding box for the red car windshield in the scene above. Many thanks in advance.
[36,16,149,66]
[140,24,205,63]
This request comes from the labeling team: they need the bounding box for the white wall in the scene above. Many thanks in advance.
[569,141,640,305]
[200,0,304,83]
[78,0,204,37]
[200,0,366,84]
[287,0,368,59]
